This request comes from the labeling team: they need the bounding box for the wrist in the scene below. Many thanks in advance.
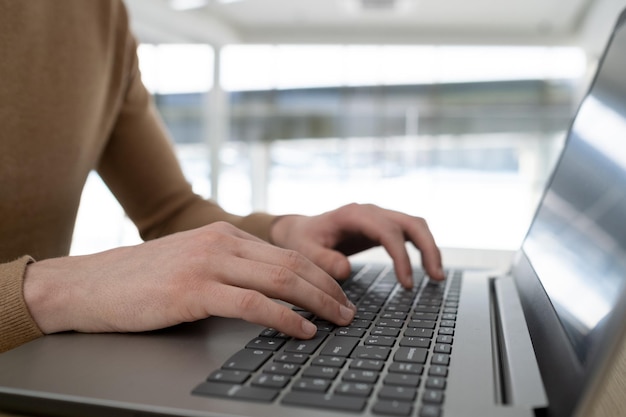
[23,259,72,335]
[268,214,302,247]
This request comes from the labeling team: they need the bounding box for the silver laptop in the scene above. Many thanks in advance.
[2,8,626,417]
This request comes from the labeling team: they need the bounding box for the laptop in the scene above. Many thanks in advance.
[2,9,626,417]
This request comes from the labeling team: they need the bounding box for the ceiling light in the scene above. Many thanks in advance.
[169,0,209,11]
[361,0,397,10]
[342,0,416,13]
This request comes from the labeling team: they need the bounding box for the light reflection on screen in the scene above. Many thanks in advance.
[523,23,626,363]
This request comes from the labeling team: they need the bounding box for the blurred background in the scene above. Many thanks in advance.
[71,0,626,256]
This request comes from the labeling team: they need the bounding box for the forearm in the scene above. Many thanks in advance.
[137,194,277,242]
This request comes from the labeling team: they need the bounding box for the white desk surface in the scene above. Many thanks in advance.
[350,246,515,274]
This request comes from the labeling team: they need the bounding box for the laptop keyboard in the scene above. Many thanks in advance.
[192,264,462,417]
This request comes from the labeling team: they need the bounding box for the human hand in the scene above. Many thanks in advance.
[269,203,444,288]
[23,222,356,340]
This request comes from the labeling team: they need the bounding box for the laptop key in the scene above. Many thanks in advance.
[378,385,416,401]
[404,328,434,338]
[372,399,413,416]
[365,335,396,347]
[343,369,380,384]
[411,312,438,321]
[207,369,250,384]
[274,352,308,364]
[282,391,367,411]
[352,346,392,360]
[284,332,327,355]
[414,306,439,314]
[383,373,421,388]
[399,337,431,348]
[394,347,428,364]
[222,349,272,372]
[192,382,278,402]
[425,376,446,390]
[408,320,436,329]
[431,353,450,366]
[419,404,442,417]
[245,337,285,351]
[335,327,367,337]
[388,362,424,375]
[263,362,300,376]
[301,366,339,380]
[371,326,401,337]
[380,311,408,320]
[291,378,331,392]
[250,373,290,389]
[434,343,452,354]
[335,382,374,397]
[437,327,454,336]
[422,389,445,404]
[320,336,359,357]
[350,359,384,371]
[428,365,448,377]
[311,355,346,368]
[376,318,404,328]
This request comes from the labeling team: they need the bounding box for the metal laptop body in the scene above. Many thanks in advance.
[2,8,626,417]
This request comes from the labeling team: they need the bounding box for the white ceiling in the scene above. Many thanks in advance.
[125,0,626,57]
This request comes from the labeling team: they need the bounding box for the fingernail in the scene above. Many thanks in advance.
[438,267,445,280]
[404,275,414,289]
[346,299,356,311]
[301,320,317,337]
[340,304,355,321]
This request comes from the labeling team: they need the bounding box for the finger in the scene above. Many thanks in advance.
[374,226,415,289]
[297,243,352,280]
[210,243,356,327]
[391,213,444,281]
[231,258,356,327]
[330,207,415,288]
[205,284,319,339]
[228,238,352,306]
[339,206,444,283]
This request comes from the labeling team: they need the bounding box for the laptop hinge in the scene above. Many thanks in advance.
[489,275,548,409]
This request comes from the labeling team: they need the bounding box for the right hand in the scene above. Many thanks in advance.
[23,222,356,340]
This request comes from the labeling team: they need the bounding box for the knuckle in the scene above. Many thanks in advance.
[347,202,363,213]
[199,223,239,250]
[410,216,430,233]
[270,265,295,288]
[237,290,263,315]
[212,221,232,230]
[283,249,304,270]
[207,221,236,236]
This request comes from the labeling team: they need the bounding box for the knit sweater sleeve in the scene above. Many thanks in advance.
[0,256,43,353]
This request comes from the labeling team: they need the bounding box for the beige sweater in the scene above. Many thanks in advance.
[0,0,275,353]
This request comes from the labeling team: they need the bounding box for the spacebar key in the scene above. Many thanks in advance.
[282,391,366,411]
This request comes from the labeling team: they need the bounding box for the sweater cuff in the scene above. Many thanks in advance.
[237,212,277,243]
[0,256,44,353]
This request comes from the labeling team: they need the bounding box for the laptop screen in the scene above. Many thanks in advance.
[523,15,626,364]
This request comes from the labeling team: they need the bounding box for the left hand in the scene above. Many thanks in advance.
[269,203,444,288]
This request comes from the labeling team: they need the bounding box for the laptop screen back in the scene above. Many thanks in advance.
[522,11,626,365]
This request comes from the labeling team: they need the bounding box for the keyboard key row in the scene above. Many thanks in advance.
[193,265,462,417]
